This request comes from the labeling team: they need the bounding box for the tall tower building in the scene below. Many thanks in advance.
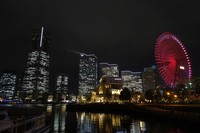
[132,72,143,92]
[99,63,119,79]
[78,53,98,96]
[0,70,17,100]
[121,70,134,90]
[56,73,68,94]
[121,70,143,93]
[55,73,68,102]
[22,27,50,100]
[142,66,157,93]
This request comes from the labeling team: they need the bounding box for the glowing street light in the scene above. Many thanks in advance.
[166,92,170,96]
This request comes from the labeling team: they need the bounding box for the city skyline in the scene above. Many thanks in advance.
[1,1,200,90]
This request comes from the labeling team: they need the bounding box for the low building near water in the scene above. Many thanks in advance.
[91,77,123,102]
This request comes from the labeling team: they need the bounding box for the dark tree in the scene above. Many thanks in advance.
[145,90,154,101]
[119,88,131,101]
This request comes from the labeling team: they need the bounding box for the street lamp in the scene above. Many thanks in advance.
[137,95,141,103]
[166,92,171,103]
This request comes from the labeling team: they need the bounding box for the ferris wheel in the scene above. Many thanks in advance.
[155,32,192,87]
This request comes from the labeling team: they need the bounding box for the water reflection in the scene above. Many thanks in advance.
[139,121,146,132]
[130,120,146,133]
[77,113,126,133]
[47,104,66,132]
[46,104,199,133]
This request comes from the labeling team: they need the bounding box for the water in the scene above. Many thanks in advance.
[47,104,200,133]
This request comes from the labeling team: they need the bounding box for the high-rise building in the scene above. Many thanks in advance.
[121,70,143,93]
[14,73,24,100]
[55,73,68,102]
[56,73,68,94]
[132,72,143,93]
[22,27,50,100]
[142,66,157,93]
[0,70,17,100]
[78,53,98,96]
[99,63,119,79]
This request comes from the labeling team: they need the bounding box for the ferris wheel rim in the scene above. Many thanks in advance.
[155,32,192,87]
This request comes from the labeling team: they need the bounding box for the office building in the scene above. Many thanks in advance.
[142,66,157,92]
[56,73,68,94]
[0,70,17,100]
[78,53,98,96]
[121,70,143,93]
[56,73,68,102]
[99,63,119,79]
[98,77,123,95]
[22,27,50,100]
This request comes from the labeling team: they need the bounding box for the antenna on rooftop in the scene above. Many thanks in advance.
[40,27,44,47]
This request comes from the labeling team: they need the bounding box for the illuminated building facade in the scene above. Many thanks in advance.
[97,77,122,102]
[99,63,119,79]
[14,73,24,100]
[56,74,68,94]
[0,71,17,100]
[22,27,50,99]
[78,53,98,96]
[121,70,143,93]
[56,73,68,102]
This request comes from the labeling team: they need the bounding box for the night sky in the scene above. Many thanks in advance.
[1,1,200,91]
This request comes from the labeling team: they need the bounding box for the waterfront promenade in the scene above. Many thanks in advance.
[66,103,200,125]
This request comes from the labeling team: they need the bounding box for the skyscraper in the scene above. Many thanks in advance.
[22,27,50,100]
[0,70,17,100]
[142,66,157,93]
[78,53,98,96]
[99,63,119,79]
[55,73,68,102]
[56,73,68,94]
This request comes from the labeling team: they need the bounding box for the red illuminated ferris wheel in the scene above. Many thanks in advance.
[155,32,192,87]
